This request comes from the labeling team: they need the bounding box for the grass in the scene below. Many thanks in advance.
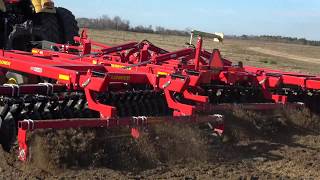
[86,29,320,74]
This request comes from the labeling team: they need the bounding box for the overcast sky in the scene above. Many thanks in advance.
[56,0,320,40]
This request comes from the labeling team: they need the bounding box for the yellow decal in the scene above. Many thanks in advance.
[58,74,70,81]
[157,72,168,76]
[32,49,39,54]
[111,64,131,70]
[0,60,11,66]
[110,75,131,81]
[31,49,43,55]
[111,64,124,68]
[92,60,98,65]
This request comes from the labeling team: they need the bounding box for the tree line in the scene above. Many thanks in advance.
[231,35,320,46]
[77,15,320,46]
[77,15,189,36]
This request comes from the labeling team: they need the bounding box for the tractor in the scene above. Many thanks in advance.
[0,0,79,85]
[0,0,79,51]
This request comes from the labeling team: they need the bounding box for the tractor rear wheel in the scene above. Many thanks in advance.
[6,21,46,51]
[33,12,62,44]
[56,7,79,44]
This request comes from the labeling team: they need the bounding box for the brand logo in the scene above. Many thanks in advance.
[30,67,43,73]
[110,75,130,81]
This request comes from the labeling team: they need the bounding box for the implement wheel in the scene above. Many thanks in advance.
[6,71,39,85]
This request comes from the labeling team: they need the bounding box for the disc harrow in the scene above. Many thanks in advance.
[0,29,319,162]
[33,29,320,110]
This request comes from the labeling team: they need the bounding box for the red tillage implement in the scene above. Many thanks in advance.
[34,29,320,107]
[0,47,223,160]
[0,29,319,161]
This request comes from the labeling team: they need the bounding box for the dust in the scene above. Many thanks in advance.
[25,123,211,173]
[220,106,285,143]
[279,106,320,133]
[27,129,127,170]
[148,123,210,164]
[26,108,305,174]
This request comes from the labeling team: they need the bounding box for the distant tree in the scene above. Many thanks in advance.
[74,16,188,37]
[229,34,320,46]
[113,16,121,30]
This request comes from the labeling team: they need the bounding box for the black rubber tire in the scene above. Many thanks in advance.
[6,22,47,51]
[56,7,79,44]
[6,71,39,84]
[33,12,62,43]
[0,108,17,152]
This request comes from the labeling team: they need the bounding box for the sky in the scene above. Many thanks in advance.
[55,0,320,40]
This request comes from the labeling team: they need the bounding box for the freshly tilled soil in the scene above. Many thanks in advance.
[0,108,320,179]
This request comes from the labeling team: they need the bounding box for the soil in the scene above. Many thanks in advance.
[0,108,320,180]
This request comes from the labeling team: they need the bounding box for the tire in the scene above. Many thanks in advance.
[56,7,79,44]
[6,21,47,51]
[33,12,62,43]
[0,106,17,152]
[6,71,39,84]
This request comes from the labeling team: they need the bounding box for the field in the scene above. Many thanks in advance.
[1,29,320,179]
[87,29,320,74]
